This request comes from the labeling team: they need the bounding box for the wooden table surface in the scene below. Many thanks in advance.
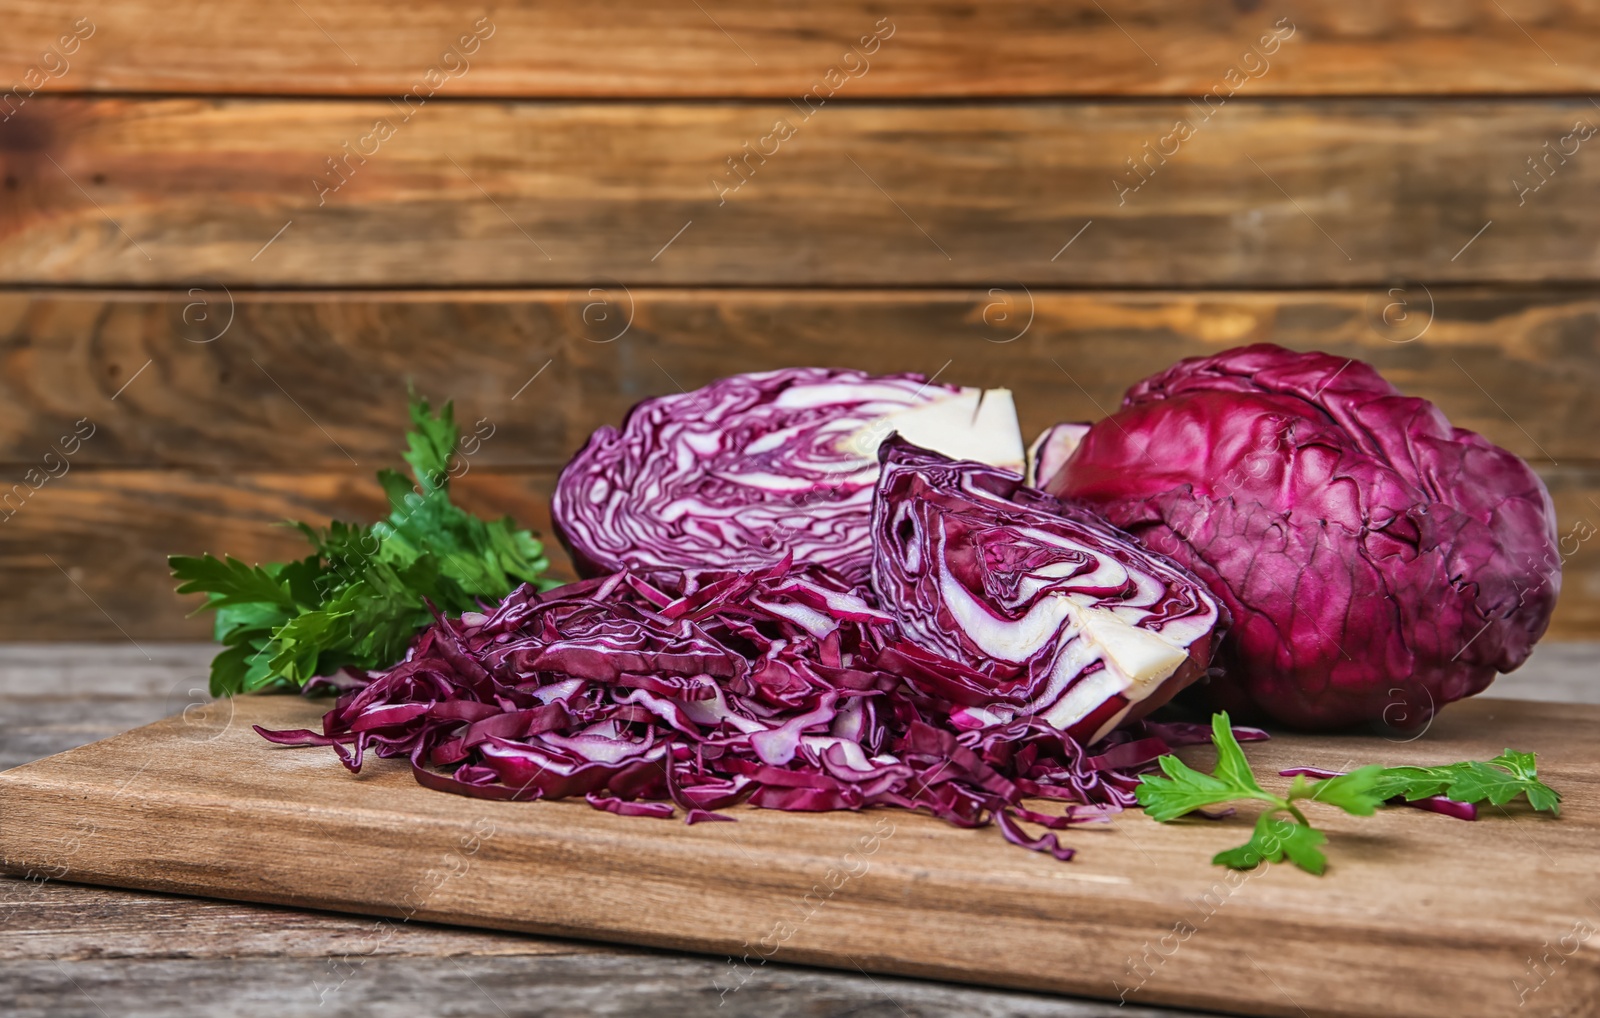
[2,643,1595,1018]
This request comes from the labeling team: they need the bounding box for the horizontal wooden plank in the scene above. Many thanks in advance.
[6,647,1592,1017]
[4,466,1599,643]
[3,2,1600,98]
[0,469,574,643]
[0,880,598,963]
[0,643,214,697]
[5,99,1600,287]
[5,949,1153,1018]
[5,696,1598,1018]
[2,287,1597,470]
[0,697,179,772]
[0,710,1178,1018]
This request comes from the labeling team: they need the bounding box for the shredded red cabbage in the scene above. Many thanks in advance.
[257,555,1239,860]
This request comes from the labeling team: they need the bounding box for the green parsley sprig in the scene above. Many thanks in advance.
[170,395,558,696]
[1135,713,1561,875]
[1366,750,1561,814]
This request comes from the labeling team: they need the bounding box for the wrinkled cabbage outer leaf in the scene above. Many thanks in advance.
[257,558,1234,860]
[551,367,964,588]
[871,438,1227,745]
[1044,343,1561,730]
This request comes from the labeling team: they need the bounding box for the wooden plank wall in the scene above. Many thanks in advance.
[1,2,1597,641]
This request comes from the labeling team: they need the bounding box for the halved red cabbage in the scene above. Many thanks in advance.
[871,438,1227,744]
[551,368,1024,588]
[257,557,1246,860]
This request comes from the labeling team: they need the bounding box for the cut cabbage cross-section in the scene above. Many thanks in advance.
[871,438,1227,743]
[846,386,1025,470]
[1026,421,1088,489]
[553,368,1024,588]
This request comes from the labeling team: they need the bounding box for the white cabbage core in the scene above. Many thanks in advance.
[843,388,1025,473]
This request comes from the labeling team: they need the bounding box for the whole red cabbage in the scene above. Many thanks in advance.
[1040,344,1560,730]
[872,439,1226,744]
[551,368,1022,589]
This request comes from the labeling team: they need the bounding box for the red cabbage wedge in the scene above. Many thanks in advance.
[1038,344,1560,730]
[872,438,1227,744]
[551,368,1024,588]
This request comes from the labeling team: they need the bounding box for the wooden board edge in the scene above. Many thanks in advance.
[5,700,1598,1017]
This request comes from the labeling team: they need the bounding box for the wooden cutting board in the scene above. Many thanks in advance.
[2,695,1596,1018]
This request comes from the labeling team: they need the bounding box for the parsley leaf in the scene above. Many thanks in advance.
[169,555,301,613]
[1213,813,1330,875]
[1137,716,1563,875]
[1136,754,1248,823]
[1301,767,1386,817]
[1208,710,1267,796]
[170,394,556,696]
[400,395,458,496]
[1371,753,1560,815]
[1135,712,1381,874]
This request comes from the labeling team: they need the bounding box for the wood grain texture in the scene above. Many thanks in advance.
[3,695,1596,1018]
[6,98,1600,286]
[4,285,1599,639]
[9,952,1179,1018]
[0,468,574,644]
[0,674,1173,1016]
[4,288,1600,469]
[13,644,1599,1017]
[4,2,1600,98]
[5,464,1600,642]
[0,697,179,772]
[0,643,215,697]
[0,880,597,962]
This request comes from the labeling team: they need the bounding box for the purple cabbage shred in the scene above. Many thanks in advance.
[257,556,1219,859]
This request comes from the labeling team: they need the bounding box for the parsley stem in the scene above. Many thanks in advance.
[1244,790,1291,812]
